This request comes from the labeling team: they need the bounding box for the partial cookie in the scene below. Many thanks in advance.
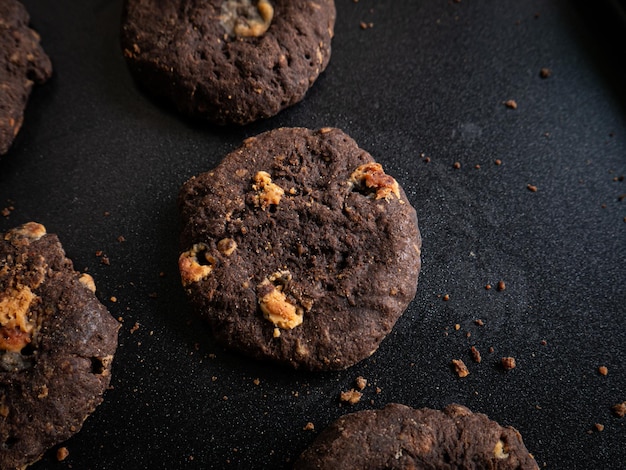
[0,223,119,469]
[121,0,335,125]
[0,0,52,155]
[294,403,539,469]
[178,127,421,370]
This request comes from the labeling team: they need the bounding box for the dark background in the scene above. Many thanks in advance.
[1,0,625,468]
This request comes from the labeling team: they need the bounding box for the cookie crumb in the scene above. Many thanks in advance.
[474,319,484,326]
[470,346,482,363]
[594,423,605,432]
[56,447,70,462]
[340,389,363,404]
[355,376,367,390]
[451,359,470,378]
[443,294,450,301]
[612,402,626,417]
[253,378,260,386]
[497,280,506,291]
[501,356,516,370]
[453,162,461,169]
[303,422,315,431]
[504,99,518,109]
[598,366,608,376]
[539,68,552,78]
[495,159,502,166]
[527,184,538,192]
[130,322,140,334]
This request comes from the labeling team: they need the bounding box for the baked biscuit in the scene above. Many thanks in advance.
[0,223,119,469]
[121,0,336,125]
[294,403,539,469]
[178,127,421,370]
[0,0,52,155]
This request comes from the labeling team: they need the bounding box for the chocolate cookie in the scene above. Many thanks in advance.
[0,223,119,469]
[294,403,539,469]
[0,0,52,155]
[121,0,335,125]
[178,127,421,370]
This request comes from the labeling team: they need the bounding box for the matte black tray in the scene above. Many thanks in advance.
[1,0,625,468]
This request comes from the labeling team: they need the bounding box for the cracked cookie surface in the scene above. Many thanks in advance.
[0,223,119,469]
[294,403,539,469]
[0,0,52,156]
[178,127,421,370]
[121,0,336,125]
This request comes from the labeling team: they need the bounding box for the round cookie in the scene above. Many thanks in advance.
[121,0,336,125]
[294,403,539,469]
[0,223,119,469]
[0,0,53,155]
[178,127,421,370]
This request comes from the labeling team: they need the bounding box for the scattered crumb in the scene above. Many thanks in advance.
[474,164,481,169]
[612,402,626,417]
[474,319,484,326]
[504,99,518,109]
[540,340,547,346]
[443,294,450,301]
[470,346,482,363]
[110,296,117,303]
[359,21,374,29]
[488,346,495,353]
[495,159,502,166]
[340,389,363,404]
[453,162,461,169]
[497,280,506,291]
[594,423,605,432]
[539,68,552,78]
[117,235,126,243]
[501,356,516,370]
[451,359,469,378]
[253,378,260,386]
[598,366,608,376]
[303,422,315,431]
[56,447,70,462]
[527,184,538,192]
[454,323,461,331]
[355,376,367,390]
[485,283,492,290]
[130,322,140,334]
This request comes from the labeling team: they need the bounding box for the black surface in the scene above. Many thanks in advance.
[1,0,625,468]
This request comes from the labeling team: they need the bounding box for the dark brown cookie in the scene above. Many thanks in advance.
[121,0,335,125]
[0,0,52,155]
[178,127,421,370]
[294,403,539,470]
[0,223,119,469]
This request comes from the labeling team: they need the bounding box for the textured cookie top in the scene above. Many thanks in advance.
[121,0,336,125]
[178,127,421,370]
[0,223,119,469]
[294,403,539,470]
[0,0,52,155]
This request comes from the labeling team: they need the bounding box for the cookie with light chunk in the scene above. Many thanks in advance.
[0,0,52,155]
[294,403,539,470]
[121,0,336,125]
[178,127,421,370]
[0,223,119,469]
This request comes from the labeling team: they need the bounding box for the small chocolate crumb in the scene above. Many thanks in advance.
[495,159,502,166]
[451,359,470,378]
[485,283,492,290]
[488,346,495,354]
[474,319,484,326]
[303,422,315,431]
[501,356,516,370]
[527,184,538,192]
[504,99,518,109]
[443,294,450,301]
[598,366,608,376]
[594,423,605,432]
[453,162,461,169]
[497,280,506,291]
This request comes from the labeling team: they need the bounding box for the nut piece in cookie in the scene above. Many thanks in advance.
[0,222,119,470]
[294,403,539,470]
[178,127,422,370]
[121,0,336,125]
[0,0,53,155]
